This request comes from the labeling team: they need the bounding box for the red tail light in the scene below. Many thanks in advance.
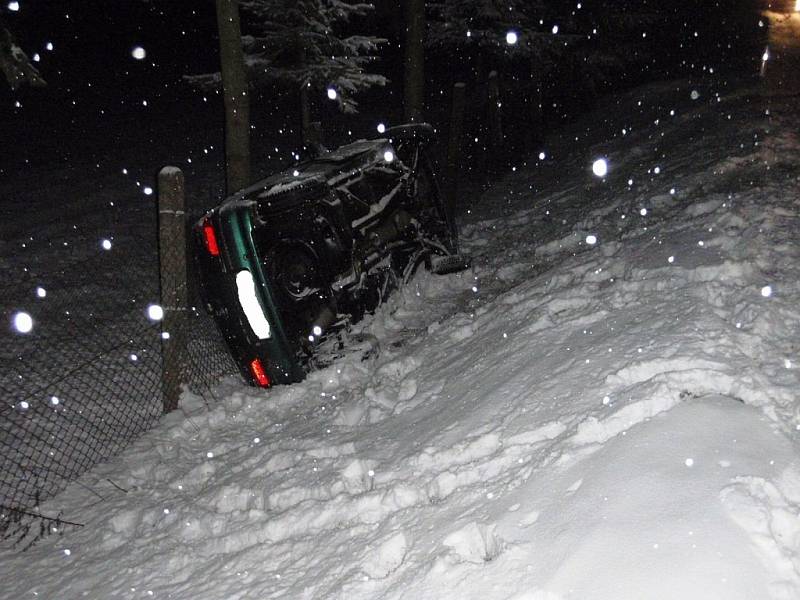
[249,357,271,387]
[202,219,220,256]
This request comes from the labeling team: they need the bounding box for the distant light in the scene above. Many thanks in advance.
[761,285,773,297]
[36,286,46,298]
[101,239,112,250]
[592,158,608,177]
[383,150,394,163]
[45,42,53,51]
[8,1,19,12]
[377,123,386,134]
[586,235,597,245]
[147,304,164,321]
[506,31,518,45]
[13,311,33,333]
[327,87,337,100]
[131,46,146,60]
[551,25,559,34]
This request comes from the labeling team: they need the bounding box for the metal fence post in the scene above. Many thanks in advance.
[157,166,188,413]
[445,82,466,212]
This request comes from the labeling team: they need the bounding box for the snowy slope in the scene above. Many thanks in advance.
[2,78,799,600]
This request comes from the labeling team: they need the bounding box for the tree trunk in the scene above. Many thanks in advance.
[215,0,250,195]
[300,84,311,141]
[445,82,466,213]
[403,0,425,122]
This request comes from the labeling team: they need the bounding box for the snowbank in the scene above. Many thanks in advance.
[2,79,799,599]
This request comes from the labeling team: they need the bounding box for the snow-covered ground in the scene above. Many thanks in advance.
[2,75,800,599]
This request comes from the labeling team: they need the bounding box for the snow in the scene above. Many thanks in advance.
[592,158,608,177]
[146,304,164,321]
[12,311,33,333]
[3,79,800,599]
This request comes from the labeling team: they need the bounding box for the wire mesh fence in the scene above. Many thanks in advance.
[0,166,241,549]
[1,74,508,549]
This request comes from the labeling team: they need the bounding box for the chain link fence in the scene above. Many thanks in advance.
[0,166,241,548]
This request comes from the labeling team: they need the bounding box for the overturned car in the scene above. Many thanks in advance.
[193,124,469,387]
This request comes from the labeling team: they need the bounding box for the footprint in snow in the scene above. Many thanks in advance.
[361,531,409,579]
[443,521,504,564]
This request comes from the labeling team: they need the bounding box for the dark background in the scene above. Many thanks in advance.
[0,1,768,191]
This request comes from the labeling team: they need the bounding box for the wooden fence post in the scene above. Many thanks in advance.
[445,82,466,212]
[403,0,426,122]
[487,70,504,160]
[157,166,189,413]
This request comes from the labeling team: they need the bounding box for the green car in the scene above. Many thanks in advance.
[193,124,468,387]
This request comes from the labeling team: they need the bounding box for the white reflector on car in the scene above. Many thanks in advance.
[236,270,271,339]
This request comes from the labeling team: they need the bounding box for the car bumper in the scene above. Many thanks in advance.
[193,202,305,387]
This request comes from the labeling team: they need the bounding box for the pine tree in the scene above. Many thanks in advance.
[425,0,565,70]
[188,0,387,116]
[0,14,45,91]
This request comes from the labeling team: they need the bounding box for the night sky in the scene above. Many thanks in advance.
[0,1,767,183]
[1,2,224,178]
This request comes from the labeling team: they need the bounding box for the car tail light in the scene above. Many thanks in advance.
[249,357,270,387]
[202,219,220,256]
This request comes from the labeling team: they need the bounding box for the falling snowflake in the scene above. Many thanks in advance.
[147,304,164,321]
[13,311,33,333]
[131,46,146,60]
[592,159,608,177]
